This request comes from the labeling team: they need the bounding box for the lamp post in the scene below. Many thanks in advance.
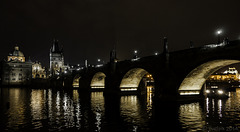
[217,30,222,44]
[134,50,138,59]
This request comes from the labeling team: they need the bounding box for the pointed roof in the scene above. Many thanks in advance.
[51,39,62,53]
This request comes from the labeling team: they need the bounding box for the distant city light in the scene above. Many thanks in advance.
[217,30,222,35]
[97,59,101,62]
[134,50,138,54]
[154,52,158,55]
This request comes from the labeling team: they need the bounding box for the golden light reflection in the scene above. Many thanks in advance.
[7,88,25,129]
[30,89,46,128]
[120,96,139,124]
[73,90,81,129]
[91,92,105,132]
[56,91,60,115]
[236,88,240,97]
[63,93,75,128]
[146,86,153,114]
[178,103,204,131]
[48,89,53,122]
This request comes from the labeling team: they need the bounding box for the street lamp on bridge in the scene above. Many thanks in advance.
[134,50,138,59]
[216,29,222,44]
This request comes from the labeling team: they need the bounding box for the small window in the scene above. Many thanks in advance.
[19,73,22,76]
[12,78,16,80]
[19,78,22,80]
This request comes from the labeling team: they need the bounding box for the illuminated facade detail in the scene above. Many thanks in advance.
[207,67,239,81]
[179,60,240,95]
[223,67,238,75]
[7,46,25,62]
[32,62,47,79]
[49,39,65,76]
[90,72,106,89]
[1,46,32,85]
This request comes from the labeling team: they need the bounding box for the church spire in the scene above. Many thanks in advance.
[52,39,60,53]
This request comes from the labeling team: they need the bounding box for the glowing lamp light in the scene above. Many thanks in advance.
[134,50,138,54]
[97,59,101,62]
[218,90,224,94]
[206,90,210,93]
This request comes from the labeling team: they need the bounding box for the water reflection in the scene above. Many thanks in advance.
[120,95,152,131]
[1,88,240,131]
[91,92,105,132]
[73,90,81,129]
[146,86,154,115]
[30,89,46,129]
[7,88,28,131]
[178,102,204,131]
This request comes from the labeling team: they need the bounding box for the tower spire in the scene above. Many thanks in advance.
[52,39,60,52]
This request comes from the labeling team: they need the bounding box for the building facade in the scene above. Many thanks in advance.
[50,40,64,76]
[1,46,32,85]
[207,67,240,82]
[32,61,47,79]
[49,40,69,76]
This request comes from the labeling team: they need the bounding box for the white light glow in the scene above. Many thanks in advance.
[120,88,138,91]
[217,30,222,35]
[179,91,200,95]
[218,90,224,94]
[91,86,105,89]
[206,90,210,93]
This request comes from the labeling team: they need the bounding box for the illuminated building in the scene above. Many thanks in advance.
[1,46,32,85]
[32,61,47,79]
[207,67,239,82]
[49,39,69,76]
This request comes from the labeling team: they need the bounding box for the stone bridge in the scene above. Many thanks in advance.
[65,39,240,100]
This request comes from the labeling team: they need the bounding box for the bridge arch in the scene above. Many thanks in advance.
[90,72,106,89]
[120,68,154,91]
[72,74,81,88]
[178,59,240,95]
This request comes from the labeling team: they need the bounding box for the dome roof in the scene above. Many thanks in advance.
[10,46,24,57]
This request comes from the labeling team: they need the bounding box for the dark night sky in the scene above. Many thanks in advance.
[1,0,240,67]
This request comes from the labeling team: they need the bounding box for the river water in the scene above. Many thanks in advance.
[0,88,240,131]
